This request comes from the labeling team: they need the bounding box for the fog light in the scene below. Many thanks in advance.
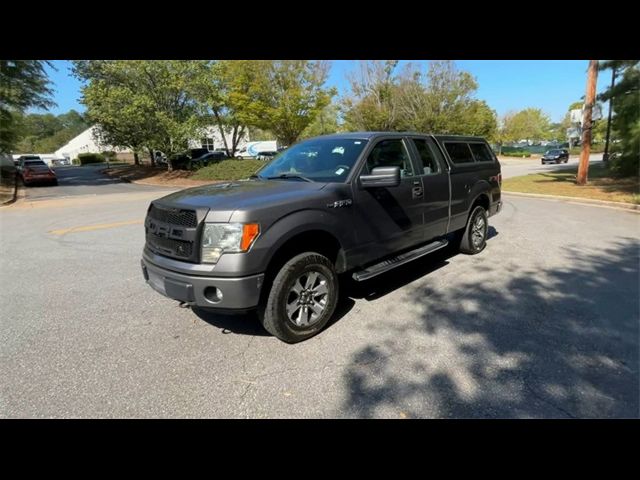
[204,286,223,304]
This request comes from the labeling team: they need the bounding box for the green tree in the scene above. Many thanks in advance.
[190,60,268,157]
[598,60,639,176]
[13,109,90,154]
[342,60,401,131]
[249,61,335,146]
[498,108,552,146]
[343,60,496,137]
[74,60,205,168]
[0,60,55,153]
[300,103,341,138]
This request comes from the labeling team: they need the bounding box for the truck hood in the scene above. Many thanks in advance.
[154,179,328,212]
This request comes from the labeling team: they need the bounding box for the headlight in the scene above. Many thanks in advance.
[201,223,260,264]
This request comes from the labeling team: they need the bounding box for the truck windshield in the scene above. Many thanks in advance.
[256,138,368,183]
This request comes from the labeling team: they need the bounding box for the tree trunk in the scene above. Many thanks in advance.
[148,148,156,167]
[231,125,246,158]
[213,109,231,156]
[133,150,140,166]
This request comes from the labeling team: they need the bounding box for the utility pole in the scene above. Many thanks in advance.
[602,66,617,162]
[577,60,599,185]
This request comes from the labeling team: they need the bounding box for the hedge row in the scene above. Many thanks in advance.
[74,153,105,165]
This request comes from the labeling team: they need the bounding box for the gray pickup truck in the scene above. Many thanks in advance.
[141,132,502,342]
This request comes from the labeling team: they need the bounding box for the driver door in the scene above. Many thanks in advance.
[351,137,425,259]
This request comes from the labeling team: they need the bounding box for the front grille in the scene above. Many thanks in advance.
[146,234,194,259]
[148,205,197,227]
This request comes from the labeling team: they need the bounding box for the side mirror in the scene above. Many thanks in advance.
[359,166,401,188]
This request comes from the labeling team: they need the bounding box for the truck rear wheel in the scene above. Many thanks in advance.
[258,252,339,343]
[458,205,488,255]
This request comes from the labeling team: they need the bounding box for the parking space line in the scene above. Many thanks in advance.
[49,219,143,235]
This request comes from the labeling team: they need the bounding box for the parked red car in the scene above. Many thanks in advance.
[17,158,58,186]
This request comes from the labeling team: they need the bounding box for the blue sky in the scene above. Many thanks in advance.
[39,60,606,123]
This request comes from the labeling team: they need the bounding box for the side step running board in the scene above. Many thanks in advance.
[352,239,449,282]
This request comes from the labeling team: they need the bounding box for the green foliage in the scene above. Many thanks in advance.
[342,60,497,138]
[300,103,341,138]
[599,60,639,177]
[13,109,90,153]
[77,153,104,165]
[73,60,206,166]
[568,101,583,111]
[191,159,264,181]
[0,60,55,153]
[500,147,532,157]
[247,61,336,146]
[497,108,552,145]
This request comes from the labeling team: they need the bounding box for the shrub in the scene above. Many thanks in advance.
[501,147,531,158]
[609,152,640,177]
[77,153,105,165]
[102,151,117,161]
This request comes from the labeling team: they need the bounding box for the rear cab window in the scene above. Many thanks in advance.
[444,142,475,165]
[468,143,495,163]
[442,140,496,166]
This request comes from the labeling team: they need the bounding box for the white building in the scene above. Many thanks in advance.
[54,125,252,161]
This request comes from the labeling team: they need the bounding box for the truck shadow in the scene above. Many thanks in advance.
[341,227,497,302]
[192,227,499,337]
[340,237,639,418]
[192,299,357,337]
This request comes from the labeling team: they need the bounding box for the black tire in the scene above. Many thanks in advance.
[258,252,339,343]
[458,205,489,255]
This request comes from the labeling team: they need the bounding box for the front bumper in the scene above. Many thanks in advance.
[141,257,264,310]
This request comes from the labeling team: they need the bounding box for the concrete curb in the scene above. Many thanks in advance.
[502,191,640,211]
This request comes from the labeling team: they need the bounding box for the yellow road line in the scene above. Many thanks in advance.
[49,219,143,235]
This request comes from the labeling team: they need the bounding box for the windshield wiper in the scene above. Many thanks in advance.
[266,174,313,182]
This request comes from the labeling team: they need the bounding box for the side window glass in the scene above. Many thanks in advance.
[412,139,441,175]
[444,142,475,164]
[469,143,494,163]
[366,139,414,177]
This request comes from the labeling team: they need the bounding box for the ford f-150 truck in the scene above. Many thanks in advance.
[141,132,502,343]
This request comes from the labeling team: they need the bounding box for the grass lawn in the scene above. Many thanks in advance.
[502,163,640,204]
[191,159,264,181]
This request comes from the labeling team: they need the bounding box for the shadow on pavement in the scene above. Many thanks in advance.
[341,237,640,418]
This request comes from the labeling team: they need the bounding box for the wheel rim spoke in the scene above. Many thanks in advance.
[291,278,305,295]
[286,270,330,327]
[313,281,328,297]
[304,272,319,289]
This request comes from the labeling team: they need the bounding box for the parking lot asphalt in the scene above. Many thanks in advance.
[1,169,638,418]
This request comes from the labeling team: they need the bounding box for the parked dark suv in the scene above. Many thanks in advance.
[141,132,502,343]
[541,149,569,164]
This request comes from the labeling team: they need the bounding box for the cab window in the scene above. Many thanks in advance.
[366,139,414,177]
[411,138,441,175]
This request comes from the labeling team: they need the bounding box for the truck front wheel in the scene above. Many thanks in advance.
[258,252,339,343]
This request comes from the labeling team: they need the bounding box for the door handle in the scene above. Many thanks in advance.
[412,184,423,198]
